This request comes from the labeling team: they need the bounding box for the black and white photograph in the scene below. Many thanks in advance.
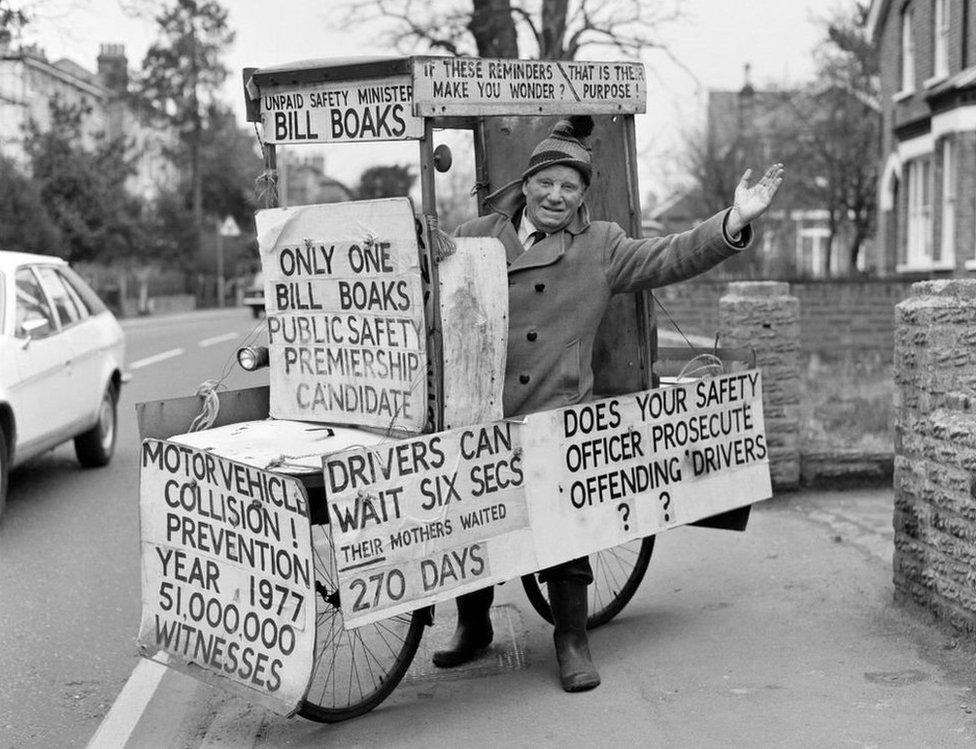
[1,0,975,746]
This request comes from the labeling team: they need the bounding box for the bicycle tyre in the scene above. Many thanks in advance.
[298,522,426,723]
[521,536,655,629]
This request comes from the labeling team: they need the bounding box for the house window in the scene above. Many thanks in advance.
[796,227,831,277]
[901,10,915,92]
[940,139,955,264]
[934,0,950,79]
[906,157,932,265]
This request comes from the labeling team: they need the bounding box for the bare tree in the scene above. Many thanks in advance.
[341,0,683,60]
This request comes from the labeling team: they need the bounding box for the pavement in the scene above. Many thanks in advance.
[99,486,976,748]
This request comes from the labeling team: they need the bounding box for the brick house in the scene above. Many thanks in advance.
[868,0,976,275]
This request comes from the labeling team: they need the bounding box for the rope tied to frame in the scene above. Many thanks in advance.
[425,213,456,261]
[189,379,222,432]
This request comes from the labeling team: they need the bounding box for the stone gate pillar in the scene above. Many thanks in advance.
[720,281,800,490]
[894,280,976,633]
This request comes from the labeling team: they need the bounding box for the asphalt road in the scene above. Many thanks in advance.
[0,308,269,749]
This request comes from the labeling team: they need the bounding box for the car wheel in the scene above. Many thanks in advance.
[74,383,118,468]
[0,428,8,523]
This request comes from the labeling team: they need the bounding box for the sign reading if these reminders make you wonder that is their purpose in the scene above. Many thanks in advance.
[255,198,427,433]
[137,440,315,715]
[324,371,772,629]
[411,56,647,116]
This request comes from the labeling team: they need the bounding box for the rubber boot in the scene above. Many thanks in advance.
[432,587,494,667]
[548,579,601,692]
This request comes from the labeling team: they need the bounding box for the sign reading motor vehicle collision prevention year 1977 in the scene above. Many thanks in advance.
[324,370,771,629]
[137,439,315,715]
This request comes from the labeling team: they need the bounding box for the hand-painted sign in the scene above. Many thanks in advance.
[411,56,647,116]
[259,76,423,144]
[137,439,315,715]
[324,371,771,627]
[255,198,427,433]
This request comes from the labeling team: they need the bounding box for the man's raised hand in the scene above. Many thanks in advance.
[727,163,785,237]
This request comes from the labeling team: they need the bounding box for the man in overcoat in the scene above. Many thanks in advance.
[433,116,784,692]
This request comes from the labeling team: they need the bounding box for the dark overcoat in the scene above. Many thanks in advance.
[456,182,752,418]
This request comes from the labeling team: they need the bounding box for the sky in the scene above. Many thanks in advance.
[19,0,832,199]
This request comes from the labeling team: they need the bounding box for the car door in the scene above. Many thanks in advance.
[34,265,100,430]
[8,266,75,453]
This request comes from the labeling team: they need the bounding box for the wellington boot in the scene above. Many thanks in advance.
[548,580,601,692]
[432,587,494,667]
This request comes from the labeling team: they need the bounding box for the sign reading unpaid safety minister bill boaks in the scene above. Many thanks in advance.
[324,370,773,628]
[137,439,315,715]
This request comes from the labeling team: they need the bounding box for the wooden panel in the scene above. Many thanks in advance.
[438,237,508,430]
[481,115,647,397]
[136,386,270,441]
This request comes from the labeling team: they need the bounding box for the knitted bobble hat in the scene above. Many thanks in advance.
[521,115,594,186]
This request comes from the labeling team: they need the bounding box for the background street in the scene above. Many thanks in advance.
[0,308,268,748]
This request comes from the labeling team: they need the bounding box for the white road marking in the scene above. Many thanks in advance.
[199,332,239,348]
[130,348,184,370]
[86,655,169,749]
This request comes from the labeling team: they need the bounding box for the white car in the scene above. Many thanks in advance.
[0,252,126,519]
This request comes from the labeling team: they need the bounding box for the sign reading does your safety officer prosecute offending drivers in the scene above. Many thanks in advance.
[324,371,772,629]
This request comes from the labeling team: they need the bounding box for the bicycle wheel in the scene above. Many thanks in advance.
[521,536,655,629]
[299,521,427,723]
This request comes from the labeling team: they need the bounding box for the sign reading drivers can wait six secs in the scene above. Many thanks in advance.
[257,56,647,144]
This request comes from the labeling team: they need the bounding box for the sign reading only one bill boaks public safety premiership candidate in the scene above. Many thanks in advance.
[255,198,427,433]
[137,440,315,715]
[324,371,771,628]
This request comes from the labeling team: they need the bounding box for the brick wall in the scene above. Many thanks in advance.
[654,279,916,360]
[894,280,976,635]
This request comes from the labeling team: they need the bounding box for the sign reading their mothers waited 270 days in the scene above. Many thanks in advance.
[255,199,427,432]
[137,440,315,715]
[324,371,772,628]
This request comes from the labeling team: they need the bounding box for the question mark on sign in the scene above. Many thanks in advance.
[559,83,565,97]
[659,491,672,522]
[616,502,631,532]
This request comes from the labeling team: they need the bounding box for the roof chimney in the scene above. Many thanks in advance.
[740,62,755,97]
[97,43,128,96]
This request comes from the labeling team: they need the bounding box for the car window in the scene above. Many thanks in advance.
[36,266,83,327]
[60,266,108,316]
[15,268,57,339]
[56,269,90,322]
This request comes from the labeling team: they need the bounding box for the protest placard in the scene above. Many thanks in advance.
[411,56,646,116]
[255,198,428,433]
[324,371,772,628]
[137,440,315,715]
[259,75,423,144]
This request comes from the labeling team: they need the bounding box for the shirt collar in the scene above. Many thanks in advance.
[518,209,541,247]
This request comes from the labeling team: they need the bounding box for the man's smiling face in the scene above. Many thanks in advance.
[522,165,586,233]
